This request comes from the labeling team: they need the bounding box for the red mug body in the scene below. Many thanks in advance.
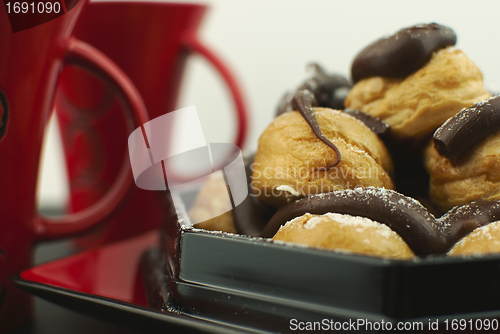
[0,2,85,330]
[0,0,149,330]
[56,2,248,248]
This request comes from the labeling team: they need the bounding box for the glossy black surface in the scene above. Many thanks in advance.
[14,276,241,334]
[15,194,500,334]
[10,211,141,334]
[166,192,500,324]
[175,228,500,319]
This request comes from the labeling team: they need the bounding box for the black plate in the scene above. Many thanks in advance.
[15,190,500,333]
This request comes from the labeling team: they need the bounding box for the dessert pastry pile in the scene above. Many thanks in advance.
[189,23,500,259]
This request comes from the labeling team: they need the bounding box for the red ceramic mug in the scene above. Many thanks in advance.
[0,0,149,331]
[55,1,249,249]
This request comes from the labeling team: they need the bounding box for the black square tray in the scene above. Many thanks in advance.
[156,190,500,333]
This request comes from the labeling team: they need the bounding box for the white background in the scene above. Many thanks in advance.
[37,0,500,209]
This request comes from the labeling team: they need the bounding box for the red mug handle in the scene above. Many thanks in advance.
[34,37,149,241]
[182,37,249,149]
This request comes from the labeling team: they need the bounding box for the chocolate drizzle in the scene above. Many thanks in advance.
[260,187,500,256]
[433,96,500,165]
[291,90,341,169]
[275,64,352,170]
[351,23,456,83]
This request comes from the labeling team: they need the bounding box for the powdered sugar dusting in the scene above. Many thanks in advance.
[434,96,496,138]
[451,221,500,252]
[468,221,500,240]
[303,216,325,229]
[308,186,430,215]
[295,211,396,239]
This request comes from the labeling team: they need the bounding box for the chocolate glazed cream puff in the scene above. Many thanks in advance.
[345,23,491,140]
[425,96,500,212]
[251,108,394,208]
[345,23,491,197]
[273,212,414,260]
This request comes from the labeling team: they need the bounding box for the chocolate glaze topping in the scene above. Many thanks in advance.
[343,108,390,138]
[276,64,352,117]
[441,200,500,245]
[433,96,500,165]
[291,90,342,169]
[260,187,500,256]
[297,63,352,110]
[232,154,277,236]
[351,23,456,83]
